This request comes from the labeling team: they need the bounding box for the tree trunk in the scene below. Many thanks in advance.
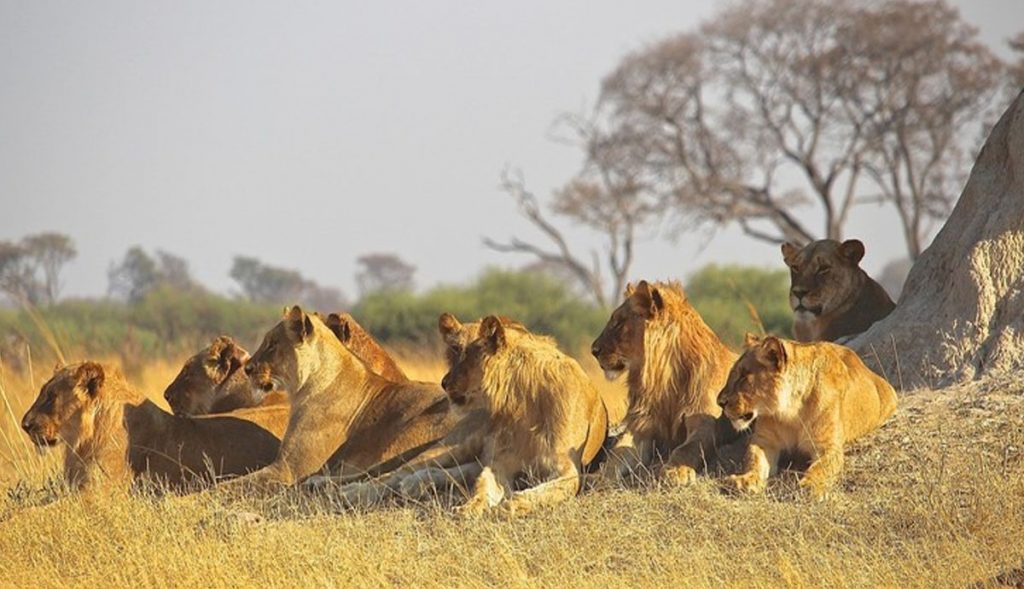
[850,91,1024,389]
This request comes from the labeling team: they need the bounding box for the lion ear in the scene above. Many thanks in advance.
[284,305,313,342]
[326,313,352,344]
[743,332,764,349]
[781,242,802,265]
[479,315,506,351]
[75,362,105,397]
[839,239,865,264]
[624,282,636,297]
[438,313,463,344]
[631,280,660,317]
[754,336,787,370]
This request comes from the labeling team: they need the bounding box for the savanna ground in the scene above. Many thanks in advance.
[0,351,1022,588]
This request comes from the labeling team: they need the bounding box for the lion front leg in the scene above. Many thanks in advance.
[799,445,844,500]
[663,413,718,486]
[593,431,653,489]
[398,462,483,501]
[456,466,510,517]
[722,438,777,495]
[502,457,581,516]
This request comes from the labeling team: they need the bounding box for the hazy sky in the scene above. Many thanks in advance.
[1,1,1021,301]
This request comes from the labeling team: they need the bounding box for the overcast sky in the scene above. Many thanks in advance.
[1,1,1021,301]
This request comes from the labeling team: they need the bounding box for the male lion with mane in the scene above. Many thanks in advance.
[443,315,607,516]
[590,280,739,486]
[223,306,460,489]
[781,239,895,342]
[21,362,289,493]
[718,334,897,499]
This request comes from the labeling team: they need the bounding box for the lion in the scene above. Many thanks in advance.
[165,314,406,417]
[442,315,608,516]
[718,334,898,499]
[322,312,408,382]
[223,306,461,489]
[781,239,895,343]
[590,280,738,486]
[21,362,290,493]
[312,313,513,505]
[164,336,286,416]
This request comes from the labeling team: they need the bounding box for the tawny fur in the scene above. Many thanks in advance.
[782,239,895,342]
[591,280,737,485]
[448,317,607,516]
[323,312,408,382]
[719,335,898,499]
[222,307,460,490]
[164,336,286,417]
[21,362,289,494]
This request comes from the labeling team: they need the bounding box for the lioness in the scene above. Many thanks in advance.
[591,280,738,486]
[718,334,897,499]
[165,314,405,416]
[224,306,460,488]
[164,336,286,416]
[781,239,895,342]
[443,315,607,516]
[317,313,509,505]
[322,312,408,382]
[21,362,289,493]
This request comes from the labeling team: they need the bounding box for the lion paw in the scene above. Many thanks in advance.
[662,465,698,487]
[798,477,831,501]
[722,473,766,495]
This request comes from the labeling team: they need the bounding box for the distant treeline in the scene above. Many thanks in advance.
[0,266,790,370]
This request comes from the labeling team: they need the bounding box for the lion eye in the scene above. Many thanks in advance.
[817,266,831,275]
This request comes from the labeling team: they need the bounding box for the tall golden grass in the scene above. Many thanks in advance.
[1,346,1022,587]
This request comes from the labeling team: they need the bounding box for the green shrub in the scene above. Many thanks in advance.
[685,264,792,348]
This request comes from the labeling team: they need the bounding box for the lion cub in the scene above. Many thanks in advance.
[718,334,898,499]
[443,316,607,515]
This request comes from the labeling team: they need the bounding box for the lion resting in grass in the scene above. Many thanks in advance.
[224,306,460,489]
[441,315,607,516]
[781,239,895,343]
[164,314,404,416]
[164,336,286,416]
[21,362,289,493]
[315,313,511,505]
[590,280,738,486]
[718,334,898,499]
[322,312,408,382]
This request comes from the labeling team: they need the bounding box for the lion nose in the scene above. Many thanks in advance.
[590,342,601,358]
[791,287,809,299]
[716,395,727,408]
[244,363,254,376]
[441,373,452,392]
[163,390,173,402]
[21,414,33,433]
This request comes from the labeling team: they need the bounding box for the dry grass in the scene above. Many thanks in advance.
[1,352,1023,588]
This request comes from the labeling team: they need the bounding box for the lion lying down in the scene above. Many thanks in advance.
[718,334,898,499]
[164,312,406,417]
[21,362,289,494]
[441,315,608,515]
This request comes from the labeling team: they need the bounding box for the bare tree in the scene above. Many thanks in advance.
[355,253,416,296]
[594,0,1005,259]
[485,112,664,306]
[834,1,1005,258]
[21,232,77,304]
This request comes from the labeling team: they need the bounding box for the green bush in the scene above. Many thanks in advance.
[353,268,608,351]
[685,264,792,348]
